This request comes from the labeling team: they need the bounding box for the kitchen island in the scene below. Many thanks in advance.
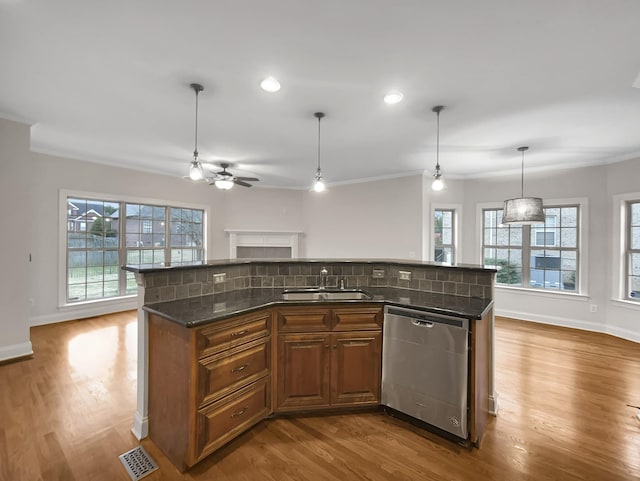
[124,259,496,470]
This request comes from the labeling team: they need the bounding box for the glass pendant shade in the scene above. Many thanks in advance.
[189,158,204,181]
[431,169,444,191]
[313,170,326,192]
[502,197,544,224]
[214,179,234,190]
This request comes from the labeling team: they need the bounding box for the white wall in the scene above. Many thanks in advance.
[211,187,305,258]
[0,119,34,360]
[1,117,639,361]
[303,175,424,259]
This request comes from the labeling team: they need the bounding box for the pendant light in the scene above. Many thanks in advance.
[312,112,326,192]
[502,146,545,224]
[187,83,205,181]
[431,105,445,191]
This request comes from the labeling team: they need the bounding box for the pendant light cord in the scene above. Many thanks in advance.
[317,115,322,172]
[435,109,440,171]
[194,89,199,159]
[521,149,524,197]
[518,146,529,197]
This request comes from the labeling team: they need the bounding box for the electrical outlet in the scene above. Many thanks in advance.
[372,269,385,278]
[589,304,598,313]
[399,270,412,281]
[213,273,226,284]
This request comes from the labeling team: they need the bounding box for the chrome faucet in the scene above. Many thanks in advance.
[319,267,328,289]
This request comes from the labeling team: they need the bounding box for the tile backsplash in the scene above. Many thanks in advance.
[143,262,494,304]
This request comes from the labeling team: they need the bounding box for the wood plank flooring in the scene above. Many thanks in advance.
[1,312,639,480]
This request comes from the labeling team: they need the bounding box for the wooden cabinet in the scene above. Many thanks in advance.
[276,304,383,412]
[148,308,273,471]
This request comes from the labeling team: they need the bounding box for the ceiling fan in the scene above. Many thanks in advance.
[208,162,260,189]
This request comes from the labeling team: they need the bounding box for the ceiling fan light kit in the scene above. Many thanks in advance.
[502,146,545,224]
[431,105,445,191]
[312,112,327,193]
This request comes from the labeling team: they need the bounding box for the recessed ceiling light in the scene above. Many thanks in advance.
[260,76,281,93]
[383,90,404,105]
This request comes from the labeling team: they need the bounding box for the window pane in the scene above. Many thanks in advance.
[561,207,578,227]
[561,228,577,248]
[509,227,522,246]
[631,227,640,250]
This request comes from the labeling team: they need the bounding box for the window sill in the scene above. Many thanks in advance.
[59,295,137,311]
[495,285,589,301]
[610,299,640,311]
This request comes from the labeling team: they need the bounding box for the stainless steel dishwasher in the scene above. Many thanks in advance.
[381,305,469,439]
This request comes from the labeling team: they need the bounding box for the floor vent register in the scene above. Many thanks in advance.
[118,446,159,481]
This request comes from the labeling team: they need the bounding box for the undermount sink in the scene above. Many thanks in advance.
[281,288,372,301]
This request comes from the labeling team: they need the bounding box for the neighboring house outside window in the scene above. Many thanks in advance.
[482,205,579,292]
[434,208,455,263]
[65,196,204,304]
[626,200,640,301]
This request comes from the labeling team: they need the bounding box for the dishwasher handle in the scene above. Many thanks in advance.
[411,319,434,328]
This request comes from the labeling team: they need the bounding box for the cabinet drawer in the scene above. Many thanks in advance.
[197,338,271,407]
[277,307,331,332]
[197,309,271,358]
[332,306,383,331]
[194,377,271,463]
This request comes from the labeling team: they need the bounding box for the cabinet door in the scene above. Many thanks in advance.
[277,334,331,410]
[331,331,382,405]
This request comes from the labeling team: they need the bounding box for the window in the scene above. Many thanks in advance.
[482,205,579,292]
[66,196,204,303]
[626,200,640,301]
[434,209,455,263]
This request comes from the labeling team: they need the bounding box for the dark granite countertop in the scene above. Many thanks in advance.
[125,258,496,274]
[143,287,493,327]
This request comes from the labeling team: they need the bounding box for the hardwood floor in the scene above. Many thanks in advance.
[1,312,638,480]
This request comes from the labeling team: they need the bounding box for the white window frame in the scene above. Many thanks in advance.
[476,198,588,297]
[611,192,640,307]
[429,203,461,263]
[58,189,209,308]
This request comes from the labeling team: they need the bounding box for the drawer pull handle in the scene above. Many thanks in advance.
[230,330,249,337]
[231,406,249,418]
[231,364,249,373]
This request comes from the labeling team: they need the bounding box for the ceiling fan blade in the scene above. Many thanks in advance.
[235,176,260,182]
[233,179,253,187]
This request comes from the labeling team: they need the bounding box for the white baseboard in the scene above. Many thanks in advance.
[0,341,33,362]
[605,325,640,343]
[29,298,137,326]
[496,308,640,343]
[131,411,148,440]
[496,308,603,332]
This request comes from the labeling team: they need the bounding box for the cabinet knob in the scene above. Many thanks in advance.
[332,344,337,349]
[325,344,329,349]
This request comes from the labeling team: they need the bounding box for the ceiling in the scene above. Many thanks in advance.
[2,0,640,189]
